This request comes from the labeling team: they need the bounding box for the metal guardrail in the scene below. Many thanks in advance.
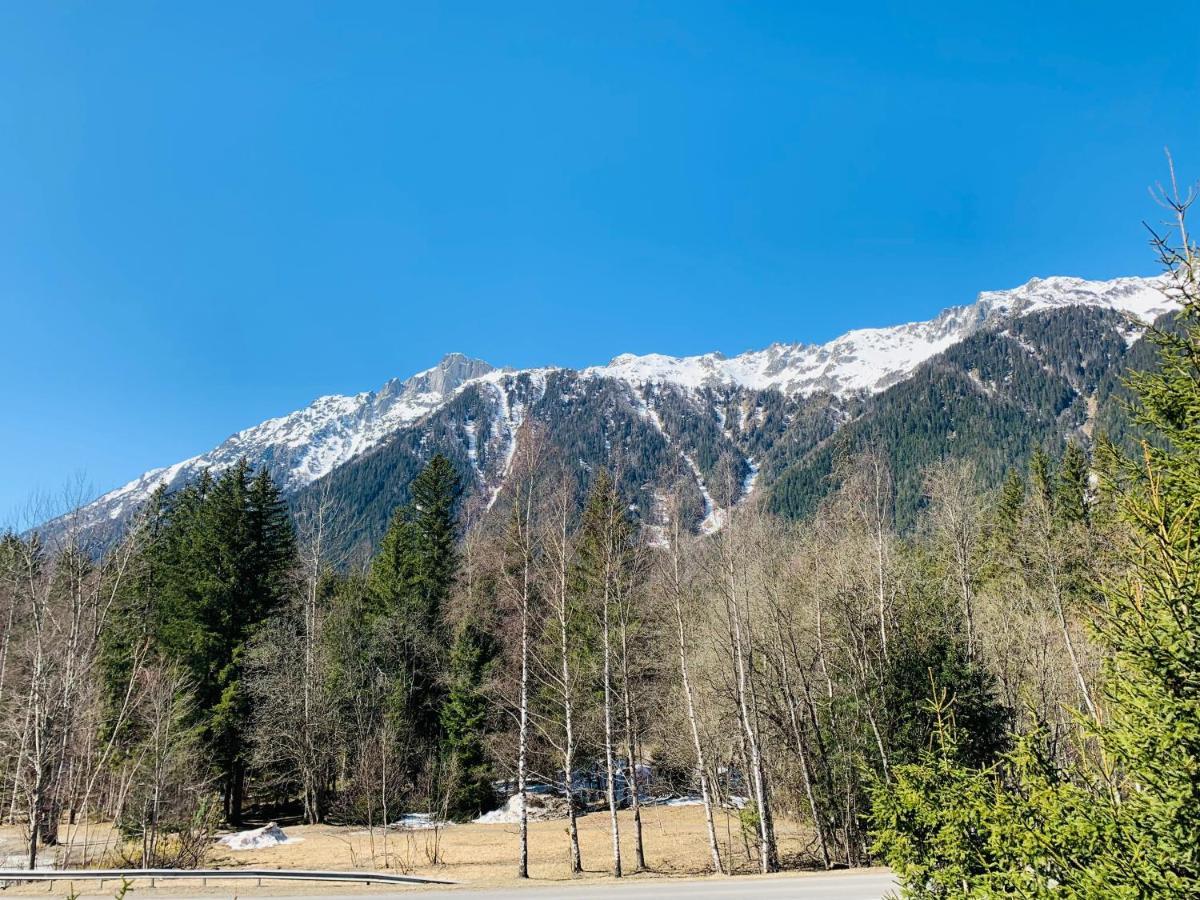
[0,867,453,887]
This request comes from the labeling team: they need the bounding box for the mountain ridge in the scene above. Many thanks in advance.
[43,274,1174,541]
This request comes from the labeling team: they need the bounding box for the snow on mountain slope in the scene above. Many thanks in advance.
[90,353,495,522]
[586,275,1171,397]
[52,274,1172,534]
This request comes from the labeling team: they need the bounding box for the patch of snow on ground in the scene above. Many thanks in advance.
[462,419,484,482]
[474,792,572,825]
[485,383,521,509]
[644,490,670,548]
[218,822,299,850]
[681,452,724,535]
[390,813,453,831]
[644,794,705,807]
[739,457,760,505]
[476,369,552,510]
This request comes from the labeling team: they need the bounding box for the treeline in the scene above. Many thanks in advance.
[0,410,1112,879]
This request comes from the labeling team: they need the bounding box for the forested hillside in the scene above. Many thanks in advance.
[767,305,1166,528]
[290,303,1167,555]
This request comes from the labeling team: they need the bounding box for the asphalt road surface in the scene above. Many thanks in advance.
[403,872,898,898]
[157,872,897,900]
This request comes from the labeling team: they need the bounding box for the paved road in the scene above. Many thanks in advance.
[148,872,896,900]
[410,872,897,898]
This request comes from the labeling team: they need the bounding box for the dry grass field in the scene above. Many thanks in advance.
[213,804,819,884]
[0,804,832,894]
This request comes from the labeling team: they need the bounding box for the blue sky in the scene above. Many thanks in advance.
[1,2,1197,519]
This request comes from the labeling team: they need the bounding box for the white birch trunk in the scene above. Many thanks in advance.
[667,519,723,874]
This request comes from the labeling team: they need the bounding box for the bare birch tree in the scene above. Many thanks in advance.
[924,460,985,660]
[660,492,723,874]
[498,423,546,879]
[540,474,584,874]
[712,506,778,873]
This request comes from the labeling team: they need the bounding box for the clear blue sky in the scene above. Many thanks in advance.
[2,2,1197,519]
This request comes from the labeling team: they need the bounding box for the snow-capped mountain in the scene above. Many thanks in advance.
[48,274,1173,541]
[88,353,495,525]
[585,276,1172,397]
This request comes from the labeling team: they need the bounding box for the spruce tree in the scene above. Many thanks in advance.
[1028,446,1054,506]
[1087,237,1200,894]
[408,454,460,626]
[439,620,494,819]
[1056,441,1090,524]
[366,455,462,782]
[125,460,296,823]
[995,468,1025,527]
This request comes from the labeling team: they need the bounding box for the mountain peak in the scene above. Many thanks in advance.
[379,353,493,400]
[408,352,494,397]
[435,351,494,382]
[973,274,1171,322]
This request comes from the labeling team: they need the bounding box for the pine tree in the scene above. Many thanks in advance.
[125,460,296,823]
[995,468,1025,526]
[1085,204,1200,894]
[1056,441,1090,524]
[989,468,1027,565]
[1028,446,1054,506]
[408,454,460,626]
[365,454,462,788]
[99,486,169,743]
[439,620,494,819]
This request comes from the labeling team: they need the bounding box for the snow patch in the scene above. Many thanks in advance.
[644,794,705,807]
[740,457,760,504]
[682,453,724,536]
[218,822,299,850]
[390,813,452,831]
[474,792,572,824]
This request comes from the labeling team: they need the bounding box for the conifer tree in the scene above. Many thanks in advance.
[1028,446,1054,506]
[995,468,1025,527]
[365,454,462,787]
[439,620,493,819]
[1056,441,1090,524]
[408,454,460,625]
[121,460,296,822]
[1084,181,1200,895]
